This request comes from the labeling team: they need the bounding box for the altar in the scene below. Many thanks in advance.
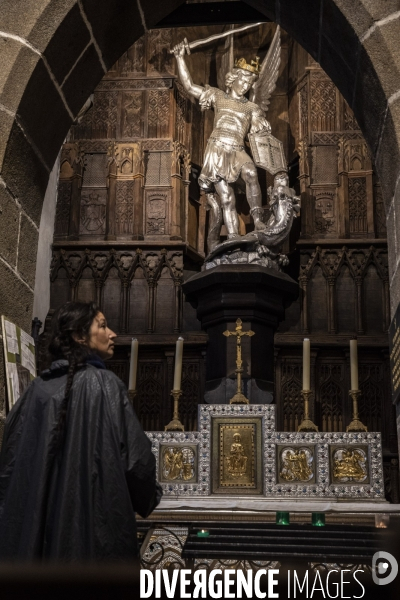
[138,404,397,570]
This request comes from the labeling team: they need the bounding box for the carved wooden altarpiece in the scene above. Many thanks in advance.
[43,25,398,502]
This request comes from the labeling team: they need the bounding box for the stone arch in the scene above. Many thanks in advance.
[2,0,400,422]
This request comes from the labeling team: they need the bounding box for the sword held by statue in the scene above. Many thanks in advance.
[169,21,263,55]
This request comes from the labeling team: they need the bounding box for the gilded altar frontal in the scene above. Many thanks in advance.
[212,418,263,494]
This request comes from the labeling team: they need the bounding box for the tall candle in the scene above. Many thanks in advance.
[173,337,184,390]
[128,338,138,391]
[303,338,311,390]
[350,338,359,390]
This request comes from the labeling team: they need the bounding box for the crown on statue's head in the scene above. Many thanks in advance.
[235,56,260,75]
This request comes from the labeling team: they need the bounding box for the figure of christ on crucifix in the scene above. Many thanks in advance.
[223,318,255,404]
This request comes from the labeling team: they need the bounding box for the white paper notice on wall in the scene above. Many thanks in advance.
[1,316,37,410]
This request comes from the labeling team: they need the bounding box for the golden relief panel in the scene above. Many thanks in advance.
[159,444,197,483]
[277,446,315,484]
[329,445,369,484]
[212,417,263,495]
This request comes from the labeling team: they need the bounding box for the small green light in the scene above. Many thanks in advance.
[312,512,325,526]
[276,511,290,525]
[196,529,210,537]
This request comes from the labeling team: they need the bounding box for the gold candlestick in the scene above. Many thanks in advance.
[223,318,255,404]
[298,390,319,432]
[128,389,138,405]
[165,389,185,431]
[346,390,367,432]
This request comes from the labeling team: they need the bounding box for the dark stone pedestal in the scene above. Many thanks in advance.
[183,265,298,404]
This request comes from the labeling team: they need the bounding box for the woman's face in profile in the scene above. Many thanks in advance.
[87,312,117,360]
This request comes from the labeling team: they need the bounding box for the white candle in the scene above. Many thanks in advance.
[303,338,311,391]
[173,337,184,391]
[350,338,359,390]
[128,338,139,391]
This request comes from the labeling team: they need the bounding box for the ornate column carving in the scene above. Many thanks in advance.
[120,280,130,334]
[57,143,84,241]
[337,138,349,238]
[299,274,309,334]
[94,278,103,310]
[327,275,337,334]
[107,141,144,240]
[383,276,390,332]
[147,280,156,333]
[170,142,183,241]
[354,276,364,334]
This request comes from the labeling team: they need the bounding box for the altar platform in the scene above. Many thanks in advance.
[148,496,400,521]
[140,403,399,571]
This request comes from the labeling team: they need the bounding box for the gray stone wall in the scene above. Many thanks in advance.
[0,184,39,425]
[32,154,60,331]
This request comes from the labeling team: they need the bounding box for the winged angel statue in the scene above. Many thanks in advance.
[172,25,300,269]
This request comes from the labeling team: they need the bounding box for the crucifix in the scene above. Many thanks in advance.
[223,318,255,404]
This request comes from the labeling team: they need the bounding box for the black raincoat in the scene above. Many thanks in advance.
[0,359,161,561]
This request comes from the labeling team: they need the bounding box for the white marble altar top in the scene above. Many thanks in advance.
[155,497,400,513]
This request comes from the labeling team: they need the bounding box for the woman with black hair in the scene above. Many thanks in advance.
[0,301,162,561]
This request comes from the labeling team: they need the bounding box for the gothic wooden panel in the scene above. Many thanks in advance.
[312,146,338,184]
[299,83,308,139]
[349,177,367,236]
[343,102,359,130]
[107,361,128,387]
[336,265,355,333]
[359,363,383,433]
[136,361,165,431]
[79,189,107,236]
[147,90,171,138]
[308,265,328,333]
[129,268,148,334]
[118,37,145,76]
[314,190,337,235]
[155,268,175,333]
[374,184,386,237]
[82,154,108,187]
[181,361,202,431]
[92,92,118,139]
[55,182,72,236]
[317,362,345,432]
[115,181,134,235]
[280,361,302,431]
[102,267,121,332]
[147,29,174,76]
[120,91,144,138]
[363,265,384,334]
[145,153,171,187]
[145,190,170,236]
[76,266,95,303]
[310,79,336,131]
[50,267,70,311]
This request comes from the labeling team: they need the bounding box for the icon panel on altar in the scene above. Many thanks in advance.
[159,443,198,484]
[329,445,370,485]
[276,445,316,484]
[211,417,263,495]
